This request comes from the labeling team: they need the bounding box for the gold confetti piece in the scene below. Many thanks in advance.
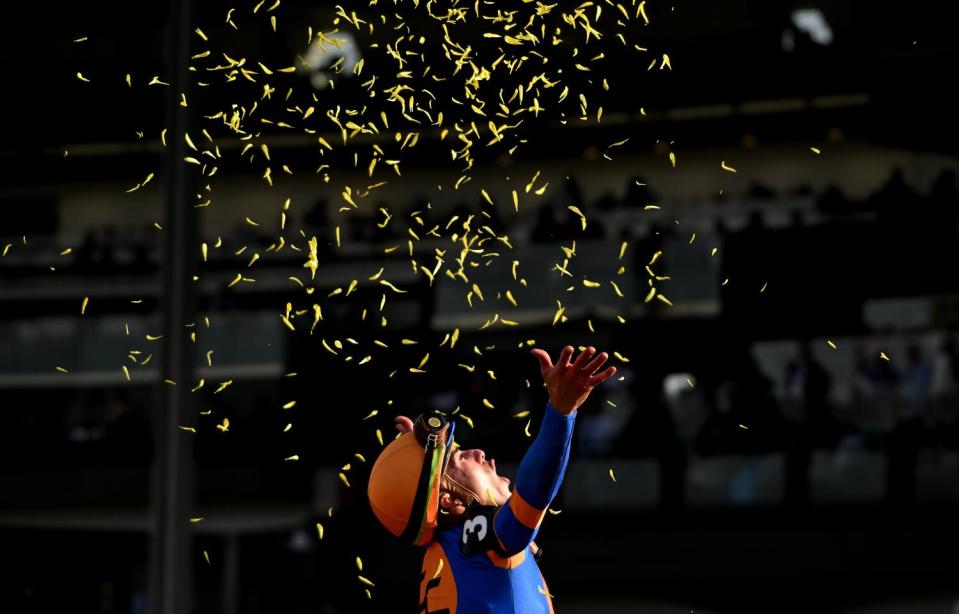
[122,365,131,382]
[285,455,299,461]
[567,205,587,231]
[282,400,296,410]
[827,340,837,349]
[357,576,375,587]
[56,366,69,373]
[356,557,363,571]
[711,247,718,256]
[283,423,292,433]
[376,429,384,446]
[552,305,565,326]
[880,351,890,361]
[668,152,676,167]
[339,473,351,487]
[721,161,737,173]
[738,424,749,430]
[81,296,89,315]
[810,147,821,155]
[432,558,444,579]
[612,351,630,363]
[194,27,207,41]
[203,550,210,564]
[760,282,768,293]
[656,294,673,306]
[76,72,90,82]
[189,517,204,523]
[73,36,88,43]
[316,522,325,539]
[379,280,407,293]
[524,420,532,438]
[178,426,196,433]
[538,585,555,599]
[609,468,616,482]
[482,398,495,410]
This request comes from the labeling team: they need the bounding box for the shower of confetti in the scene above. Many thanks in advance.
[66,0,675,595]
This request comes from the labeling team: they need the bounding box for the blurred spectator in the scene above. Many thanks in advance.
[562,176,585,208]
[697,352,782,455]
[746,181,777,200]
[577,366,635,456]
[887,344,931,505]
[623,175,657,208]
[594,190,619,212]
[816,184,854,217]
[531,203,563,243]
[869,167,920,223]
[303,197,329,229]
[929,169,959,231]
[854,341,900,429]
[900,343,933,417]
[784,340,834,506]
[75,230,98,273]
[931,337,959,431]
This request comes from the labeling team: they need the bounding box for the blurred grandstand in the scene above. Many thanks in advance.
[2,1,959,613]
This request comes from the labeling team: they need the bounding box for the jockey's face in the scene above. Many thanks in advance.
[445,446,512,506]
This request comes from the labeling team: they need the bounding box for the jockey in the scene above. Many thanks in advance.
[367,346,617,613]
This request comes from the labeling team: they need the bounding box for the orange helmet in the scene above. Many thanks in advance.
[367,411,456,545]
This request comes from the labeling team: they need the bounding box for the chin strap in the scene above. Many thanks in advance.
[441,473,480,508]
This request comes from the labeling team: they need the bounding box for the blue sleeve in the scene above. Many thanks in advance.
[493,401,575,556]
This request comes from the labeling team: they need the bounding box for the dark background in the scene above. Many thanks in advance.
[2,1,959,612]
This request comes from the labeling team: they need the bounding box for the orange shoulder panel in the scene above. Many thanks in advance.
[420,542,457,613]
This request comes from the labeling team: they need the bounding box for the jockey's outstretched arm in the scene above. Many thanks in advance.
[493,345,618,556]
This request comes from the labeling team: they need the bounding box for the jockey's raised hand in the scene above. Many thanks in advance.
[530,345,617,416]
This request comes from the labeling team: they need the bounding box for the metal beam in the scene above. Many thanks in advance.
[148,0,197,611]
